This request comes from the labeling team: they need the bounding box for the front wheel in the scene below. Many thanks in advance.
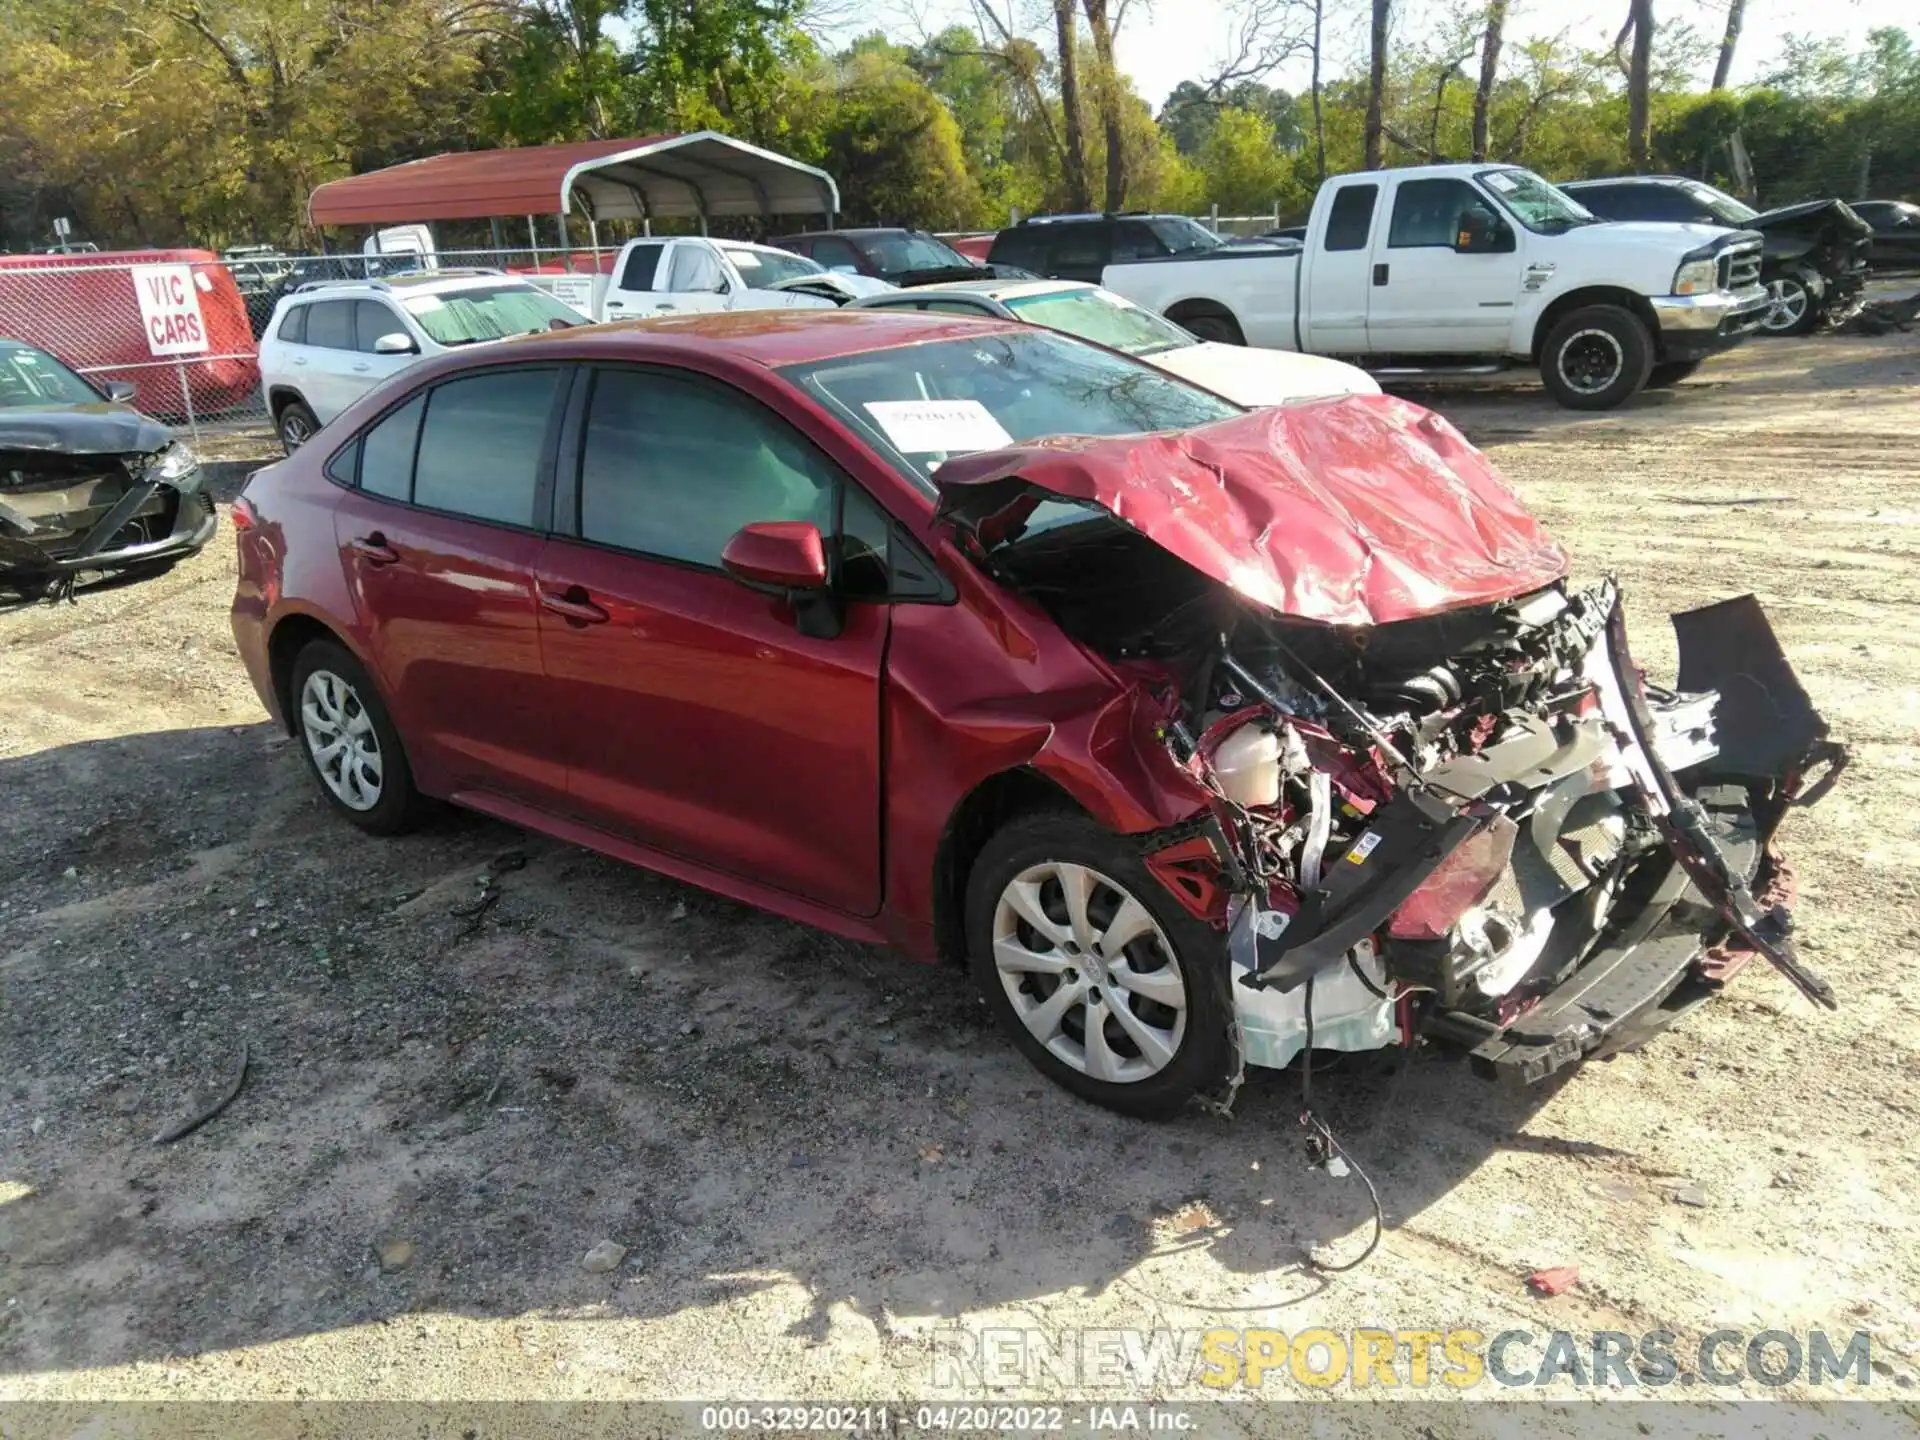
[1170,306,1245,346]
[1539,305,1654,411]
[1760,272,1819,335]
[964,810,1231,1119]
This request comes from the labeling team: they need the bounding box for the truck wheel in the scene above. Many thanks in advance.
[1646,359,1704,388]
[1168,304,1244,346]
[964,809,1232,1120]
[1540,306,1653,410]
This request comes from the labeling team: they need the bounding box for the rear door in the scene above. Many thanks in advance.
[532,364,889,914]
[1043,223,1112,283]
[331,364,570,810]
[1301,179,1380,353]
[295,298,361,421]
[1367,176,1522,353]
[601,240,668,320]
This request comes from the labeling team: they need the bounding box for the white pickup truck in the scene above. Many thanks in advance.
[523,236,894,324]
[1100,163,1771,409]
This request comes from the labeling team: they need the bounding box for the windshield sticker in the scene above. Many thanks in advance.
[863,399,1014,454]
[1483,172,1518,193]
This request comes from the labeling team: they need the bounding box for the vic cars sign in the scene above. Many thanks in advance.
[130,263,210,356]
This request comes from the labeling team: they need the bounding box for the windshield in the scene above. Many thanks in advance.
[1145,216,1223,254]
[1680,181,1758,224]
[782,330,1240,494]
[859,232,974,276]
[1004,287,1195,357]
[0,341,101,407]
[1477,169,1596,233]
[723,246,825,288]
[400,284,582,345]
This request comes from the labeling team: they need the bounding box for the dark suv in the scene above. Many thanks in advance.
[1560,176,1871,335]
[986,214,1222,283]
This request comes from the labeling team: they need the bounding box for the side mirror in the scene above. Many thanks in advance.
[1454,208,1507,254]
[373,332,417,355]
[101,379,137,403]
[721,521,828,592]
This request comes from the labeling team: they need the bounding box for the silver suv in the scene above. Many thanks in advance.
[257,270,582,452]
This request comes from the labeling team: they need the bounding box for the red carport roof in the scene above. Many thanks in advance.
[306,131,840,228]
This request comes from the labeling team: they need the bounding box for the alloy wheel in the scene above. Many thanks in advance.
[1762,278,1810,333]
[991,861,1187,1084]
[300,669,383,811]
[280,411,314,449]
[1557,328,1624,396]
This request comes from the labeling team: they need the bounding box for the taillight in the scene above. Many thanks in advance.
[231,495,258,531]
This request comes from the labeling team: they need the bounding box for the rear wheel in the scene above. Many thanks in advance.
[1539,305,1654,411]
[289,639,421,835]
[965,810,1230,1119]
[1169,305,1245,346]
[276,399,319,454]
[1646,359,1704,388]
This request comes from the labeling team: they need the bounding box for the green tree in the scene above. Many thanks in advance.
[1197,107,1294,212]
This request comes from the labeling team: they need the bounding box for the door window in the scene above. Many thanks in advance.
[666,243,725,293]
[1388,179,1500,248]
[353,300,406,353]
[807,236,865,271]
[1110,222,1168,261]
[1323,184,1379,251]
[1046,226,1108,273]
[303,300,355,349]
[357,394,425,500]
[411,368,560,526]
[577,369,839,569]
[276,306,307,343]
[619,242,665,291]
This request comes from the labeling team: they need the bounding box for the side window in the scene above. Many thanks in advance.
[578,368,838,569]
[358,394,425,500]
[666,243,724,293]
[303,300,354,350]
[989,230,1043,268]
[1047,225,1108,273]
[354,300,404,353]
[412,369,559,526]
[619,242,665,292]
[276,305,307,344]
[1110,222,1167,261]
[1323,184,1379,251]
[1388,179,1497,248]
[809,237,864,270]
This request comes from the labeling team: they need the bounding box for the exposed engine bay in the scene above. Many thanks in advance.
[984,512,1844,1085]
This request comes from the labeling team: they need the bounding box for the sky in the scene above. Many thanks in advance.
[848,0,1916,112]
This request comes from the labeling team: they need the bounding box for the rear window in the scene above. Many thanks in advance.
[1324,184,1378,251]
[275,306,307,344]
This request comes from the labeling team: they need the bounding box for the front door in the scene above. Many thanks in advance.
[332,365,570,809]
[533,364,888,915]
[1367,177,1524,354]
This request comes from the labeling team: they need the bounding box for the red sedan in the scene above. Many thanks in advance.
[230,310,1838,1117]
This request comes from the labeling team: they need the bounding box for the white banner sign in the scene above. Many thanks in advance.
[130,263,209,357]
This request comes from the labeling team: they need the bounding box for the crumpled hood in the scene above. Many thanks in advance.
[933,395,1569,627]
[1749,198,1873,239]
[0,403,171,457]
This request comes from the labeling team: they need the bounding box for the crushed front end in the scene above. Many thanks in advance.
[1154,579,1842,1085]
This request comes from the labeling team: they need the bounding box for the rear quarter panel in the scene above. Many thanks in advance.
[1100,251,1301,348]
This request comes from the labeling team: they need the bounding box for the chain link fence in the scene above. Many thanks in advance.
[0,247,619,450]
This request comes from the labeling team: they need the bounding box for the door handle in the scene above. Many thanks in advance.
[349,533,399,567]
[540,585,608,625]
[606,299,626,308]
[292,356,308,366]
[654,303,674,311]
[352,362,371,372]
[1373,263,1390,286]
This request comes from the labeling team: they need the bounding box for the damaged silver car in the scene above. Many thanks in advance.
[0,338,215,601]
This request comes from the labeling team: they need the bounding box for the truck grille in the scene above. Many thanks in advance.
[1721,244,1762,290]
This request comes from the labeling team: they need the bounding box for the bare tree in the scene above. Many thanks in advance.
[1310,0,1326,181]
[1364,0,1391,169]
[1471,0,1508,162]
[1426,45,1476,160]
[1622,0,1653,171]
[1083,0,1126,211]
[1053,0,1092,210]
[1711,0,1744,90]
[962,0,1088,209]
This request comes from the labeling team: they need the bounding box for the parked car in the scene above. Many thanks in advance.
[596,236,894,324]
[938,233,996,263]
[850,278,1380,405]
[257,270,588,452]
[0,337,214,597]
[0,249,260,418]
[1559,177,1872,336]
[1099,164,1770,410]
[230,309,1840,1117]
[1850,200,1920,272]
[771,227,1026,285]
[223,245,298,337]
[987,213,1223,283]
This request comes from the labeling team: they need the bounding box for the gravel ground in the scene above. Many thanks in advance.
[2,328,1918,1420]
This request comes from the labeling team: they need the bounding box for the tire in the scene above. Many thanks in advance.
[1759,271,1820,336]
[1646,359,1704,388]
[276,399,320,454]
[288,639,422,835]
[964,809,1232,1119]
[1171,306,1245,346]
[1539,305,1654,411]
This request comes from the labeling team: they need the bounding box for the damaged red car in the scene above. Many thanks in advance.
[230,310,1842,1118]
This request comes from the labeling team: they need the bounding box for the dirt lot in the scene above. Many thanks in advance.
[2,330,1918,1418]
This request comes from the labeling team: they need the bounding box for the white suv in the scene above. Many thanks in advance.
[258,271,584,452]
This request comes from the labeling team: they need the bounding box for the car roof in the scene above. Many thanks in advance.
[288,271,534,301]
[498,308,1030,370]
